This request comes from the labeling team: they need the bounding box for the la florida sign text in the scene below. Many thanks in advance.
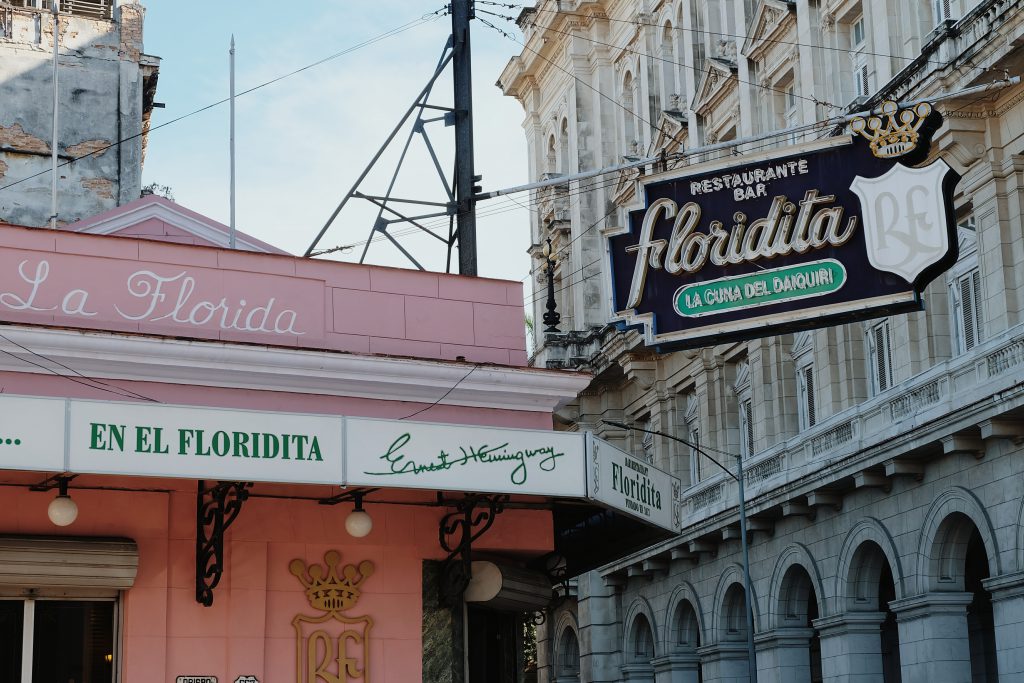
[604,102,960,349]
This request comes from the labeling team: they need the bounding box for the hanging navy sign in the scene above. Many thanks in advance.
[604,102,960,351]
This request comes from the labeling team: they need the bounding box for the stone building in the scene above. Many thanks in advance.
[0,0,159,227]
[498,0,1024,680]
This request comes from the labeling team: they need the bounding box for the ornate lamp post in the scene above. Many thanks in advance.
[542,238,561,333]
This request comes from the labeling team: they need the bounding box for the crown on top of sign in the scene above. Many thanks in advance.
[289,551,374,614]
[849,100,932,159]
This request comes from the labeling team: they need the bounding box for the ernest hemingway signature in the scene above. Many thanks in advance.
[362,433,565,486]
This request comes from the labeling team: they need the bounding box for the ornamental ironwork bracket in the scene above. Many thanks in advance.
[196,480,252,606]
[438,493,509,604]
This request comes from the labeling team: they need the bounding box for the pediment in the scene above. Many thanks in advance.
[743,0,797,62]
[692,59,737,116]
[956,225,977,255]
[792,330,814,356]
[68,195,288,254]
[653,110,688,154]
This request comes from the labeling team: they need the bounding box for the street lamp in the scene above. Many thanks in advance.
[603,419,758,682]
[541,238,561,333]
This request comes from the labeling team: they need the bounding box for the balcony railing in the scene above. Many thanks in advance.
[677,322,1024,532]
[7,0,114,20]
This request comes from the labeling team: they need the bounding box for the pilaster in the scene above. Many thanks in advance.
[652,653,700,683]
[813,612,885,682]
[755,626,815,682]
[983,570,1024,677]
[889,592,973,683]
[696,642,749,683]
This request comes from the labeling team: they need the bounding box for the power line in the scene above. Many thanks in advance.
[0,13,439,195]
[0,333,161,403]
[480,9,842,111]
[482,1,961,70]
[477,16,680,148]
[399,363,480,420]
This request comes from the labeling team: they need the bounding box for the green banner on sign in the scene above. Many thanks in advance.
[673,259,846,317]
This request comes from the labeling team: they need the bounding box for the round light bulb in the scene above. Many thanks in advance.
[47,494,78,527]
[345,509,373,538]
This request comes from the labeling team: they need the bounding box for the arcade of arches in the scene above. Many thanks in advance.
[547,498,1016,683]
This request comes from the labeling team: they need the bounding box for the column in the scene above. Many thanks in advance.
[813,612,885,682]
[652,653,701,683]
[984,570,1024,679]
[755,627,815,682]
[889,592,973,683]
[697,642,748,683]
[620,663,656,682]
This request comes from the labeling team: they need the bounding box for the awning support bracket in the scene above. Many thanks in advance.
[196,480,252,606]
[438,493,509,604]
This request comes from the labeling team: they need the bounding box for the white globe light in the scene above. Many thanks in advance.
[47,494,78,527]
[345,509,373,538]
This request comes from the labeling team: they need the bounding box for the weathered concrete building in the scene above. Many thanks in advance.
[499,0,1024,680]
[0,0,158,227]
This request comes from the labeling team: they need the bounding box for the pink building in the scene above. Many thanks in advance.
[0,197,678,683]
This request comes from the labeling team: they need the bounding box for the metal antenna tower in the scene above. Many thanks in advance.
[304,0,480,276]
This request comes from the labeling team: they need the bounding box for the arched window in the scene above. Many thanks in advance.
[778,565,823,682]
[555,626,581,682]
[660,21,679,109]
[632,615,654,659]
[558,118,570,174]
[846,541,901,681]
[622,72,638,155]
[546,134,557,175]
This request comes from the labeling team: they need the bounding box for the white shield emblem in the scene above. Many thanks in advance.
[851,160,953,284]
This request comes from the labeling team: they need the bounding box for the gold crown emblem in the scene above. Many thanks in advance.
[289,551,375,614]
[849,101,932,159]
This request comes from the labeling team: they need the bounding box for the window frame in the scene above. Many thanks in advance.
[947,216,983,355]
[0,595,121,683]
[867,318,895,395]
[734,359,753,459]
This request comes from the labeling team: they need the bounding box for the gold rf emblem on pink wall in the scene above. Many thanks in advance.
[290,551,375,682]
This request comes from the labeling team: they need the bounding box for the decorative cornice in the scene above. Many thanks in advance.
[0,325,593,413]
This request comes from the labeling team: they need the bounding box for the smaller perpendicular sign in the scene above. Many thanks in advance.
[586,435,681,532]
[176,677,217,683]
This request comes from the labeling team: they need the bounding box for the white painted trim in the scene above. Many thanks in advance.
[73,202,272,253]
[0,326,592,413]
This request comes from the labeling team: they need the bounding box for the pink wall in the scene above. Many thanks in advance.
[0,484,553,682]
[0,224,528,366]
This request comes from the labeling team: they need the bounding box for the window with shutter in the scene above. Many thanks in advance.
[869,320,894,393]
[855,62,870,97]
[952,268,984,353]
[740,399,754,458]
[690,427,703,481]
[805,366,816,427]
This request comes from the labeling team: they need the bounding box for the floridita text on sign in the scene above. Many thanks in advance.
[604,101,960,350]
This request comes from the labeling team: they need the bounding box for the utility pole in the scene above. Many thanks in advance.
[229,35,237,250]
[451,0,477,276]
[49,0,60,229]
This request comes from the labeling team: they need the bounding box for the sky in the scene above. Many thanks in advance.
[140,1,534,284]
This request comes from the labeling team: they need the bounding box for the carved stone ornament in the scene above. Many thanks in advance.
[821,11,836,33]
